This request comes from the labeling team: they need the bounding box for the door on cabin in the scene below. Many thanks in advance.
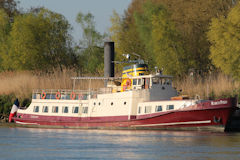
[144,78,150,89]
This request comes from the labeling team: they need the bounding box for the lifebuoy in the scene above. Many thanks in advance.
[41,91,46,99]
[126,79,131,86]
[70,91,76,100]
[56,91,61,100]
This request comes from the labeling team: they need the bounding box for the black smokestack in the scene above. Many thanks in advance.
[104,42,114,87]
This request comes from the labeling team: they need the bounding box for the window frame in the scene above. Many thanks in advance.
[62,106,69,113]
[42,106,48,113]
[155,105,162,112]
[82,107,88,114]
[33,106,39,113]
[52,106,59,113]
[166,105,174,110]
[144,106,152,114]
[72,106,79,114]
[138,106,141,114]
[133,79,137,85]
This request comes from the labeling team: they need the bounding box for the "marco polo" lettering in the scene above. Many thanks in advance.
[211,100,228,106]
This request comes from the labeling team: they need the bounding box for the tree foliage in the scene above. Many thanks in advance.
[134,2,186,75]
[109,3,147,73]
[208,2,240,79]
[0,0,18,18]
[1,8,76,72]
[110,0,237,76]
[152,0,236,73]
[76,12,106,75]
[0,9,11,70]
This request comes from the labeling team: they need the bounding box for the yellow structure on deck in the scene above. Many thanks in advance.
[121,64,148,92]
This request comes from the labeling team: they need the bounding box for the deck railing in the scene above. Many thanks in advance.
[32,88,112,100]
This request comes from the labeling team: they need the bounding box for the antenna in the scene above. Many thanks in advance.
[122,54,130,60]
[112,53,145,64]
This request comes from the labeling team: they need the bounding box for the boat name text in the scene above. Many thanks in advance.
[31,115,39,118]
[211,100,227,106]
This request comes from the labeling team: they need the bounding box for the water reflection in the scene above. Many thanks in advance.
[0,128,240,160]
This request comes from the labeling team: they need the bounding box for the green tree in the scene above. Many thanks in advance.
[151,0,237,74]
[76,12,106,75]
[110,0,237,75]
[109,10,147,73]
[2,8,75,71]
[109,2,148,73]
[0,9,11,70]
[207,2,240,79]
[134,1,186,76]
[0,0,18,18]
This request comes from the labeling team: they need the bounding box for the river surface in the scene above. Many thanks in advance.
[0,128,240,160]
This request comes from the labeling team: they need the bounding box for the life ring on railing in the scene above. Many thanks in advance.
[55,91,61,100]
[126,79,131,87]
[122,79,131,91]
[70,91,76,100]
[41,91,46,99]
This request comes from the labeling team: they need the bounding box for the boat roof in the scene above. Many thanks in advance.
[71,74,173,80]
[71,77,122,80]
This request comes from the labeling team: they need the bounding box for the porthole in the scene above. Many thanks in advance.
[111,102,113,106]
[99,102,101,106]
[94,102,96,105]
[124,102,127,105]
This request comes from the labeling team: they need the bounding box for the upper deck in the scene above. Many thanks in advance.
[33,72,177,101]
[32,88,111,101]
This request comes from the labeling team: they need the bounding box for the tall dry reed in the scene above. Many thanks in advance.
[174,73,240,99]
[0,70,239,100]
[0,70,104,99]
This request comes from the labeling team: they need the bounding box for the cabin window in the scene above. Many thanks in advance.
[155,105,162,112]
[72,107,79,113]
[62,106,69,113]
[138,79,141,85]
[166,105,174,110]
[52,106,58,113]
[98,102,101,106]
[111,102,113,106]
[82,107,88,114]
[152,77,159,84]
[138,107,141,114]
[33,106,39,112]
[144,106,152,113]
[42,106,48,113]
[124,102,127,105]
[166,79,172,85]
[163,79,171,85]
[133,79,137,85]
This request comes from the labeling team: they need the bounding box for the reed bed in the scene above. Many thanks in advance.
[0,70,239,100]
[174,73,240,99]
[0,70,104,99]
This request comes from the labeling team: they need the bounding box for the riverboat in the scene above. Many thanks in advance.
[9,42,238,131]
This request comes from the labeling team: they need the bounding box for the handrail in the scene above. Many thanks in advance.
[32,88,112,100]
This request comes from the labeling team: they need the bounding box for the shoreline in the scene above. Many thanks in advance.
[0,122,17,128]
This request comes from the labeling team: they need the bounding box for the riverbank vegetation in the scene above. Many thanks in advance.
[0,0,240,118]
[0,70,239,100]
